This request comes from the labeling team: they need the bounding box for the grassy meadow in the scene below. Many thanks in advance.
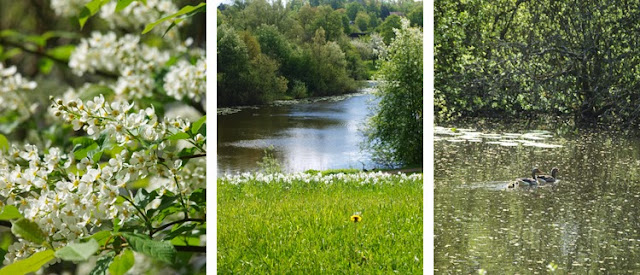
[217,171,423,274]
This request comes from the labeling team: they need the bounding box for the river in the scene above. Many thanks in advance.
[217,88,378,175]
[435,121,640,273]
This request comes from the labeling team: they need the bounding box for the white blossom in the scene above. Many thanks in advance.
[163,58,206,102]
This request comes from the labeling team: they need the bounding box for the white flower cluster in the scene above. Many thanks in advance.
[220,171,423,186]
[51,94,204,147]
[0,63,37,116]
[2,96,206,264]
[100,0,178,31]
[69,32,205,102]
[69,32,170,99]
[163,58,206,102]
[50,0,179,36]
[369,33,387,59]
[0,144,135,265]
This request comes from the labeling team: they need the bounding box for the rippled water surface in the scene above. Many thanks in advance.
[218,92,376,174]
[435,124,640,273]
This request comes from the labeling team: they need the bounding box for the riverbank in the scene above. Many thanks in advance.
[218,171,423,273]
[217,81,378,115]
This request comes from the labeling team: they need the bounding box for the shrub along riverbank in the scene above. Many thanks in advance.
[217,171,423,273]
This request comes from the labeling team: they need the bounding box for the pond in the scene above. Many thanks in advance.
[435,122,640,273]
[217,86,378,175]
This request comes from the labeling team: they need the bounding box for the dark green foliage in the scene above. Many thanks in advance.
[343,42,370,80]
[436,0,640,127]
[246,54,289,103]
[217,24,288,106]
[355,11,370,32]
[255,25,292,63]
[407,4,422,27]
[345,1,363,20]
[219,0,394,106]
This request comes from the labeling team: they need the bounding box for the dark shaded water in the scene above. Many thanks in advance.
[435,125,640,273]
[217,93,377,174]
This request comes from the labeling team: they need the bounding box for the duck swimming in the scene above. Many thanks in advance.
[537,168,559,184]
[508,168,543,188]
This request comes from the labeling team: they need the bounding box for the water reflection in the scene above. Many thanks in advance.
[435,123,640,273]
[218,93,377,174]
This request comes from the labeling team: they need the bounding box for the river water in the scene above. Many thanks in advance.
[217,90,377,174]
[435,122,640,273]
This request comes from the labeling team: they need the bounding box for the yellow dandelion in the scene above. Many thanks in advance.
[350,214,362,223]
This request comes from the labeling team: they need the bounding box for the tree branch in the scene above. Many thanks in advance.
[151,218,205,236]
[174,245,206,253]
[159,154,206,163]
[180,153,206,160]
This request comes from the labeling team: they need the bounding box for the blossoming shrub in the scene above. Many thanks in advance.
[218,172,423,274]
[0,1,206,274]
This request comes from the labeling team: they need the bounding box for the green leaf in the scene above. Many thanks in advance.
[177,147,197,158]
[189,188,205,206]
[108,249,134,275]
[89,252,115,275]
[0,205,22,220]
[0,48,21,61]
[37,58,54,74]
[55,239,100,262]
[191,115,206,135]
[79,0,110,28]
[74,143,99,160]
[146,192,177,219]
[151,205,182,224]
[171,235,201,246]
[162,223,197,241]
[122,233,176,264]
[91,151,104,163]
[41,31,80,41]
[166,132,190,141]
[133,189,158,209]
[142,2,206,34]
[0,133,9,152]
[0,249,55,274]
[12,218,47,244]
[116,0,136,12]
[81,231,112,247]
[46,45,76,61]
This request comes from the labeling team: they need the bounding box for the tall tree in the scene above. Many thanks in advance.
[365,19,423,165]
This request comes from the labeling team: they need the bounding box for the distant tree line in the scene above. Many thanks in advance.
[217,0,422,107]
[436,0,640,127]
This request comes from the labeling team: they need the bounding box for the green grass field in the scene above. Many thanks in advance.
[217,172,423,274]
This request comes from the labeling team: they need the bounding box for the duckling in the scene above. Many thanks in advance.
[510,168,543,187]
[537,168,559,184]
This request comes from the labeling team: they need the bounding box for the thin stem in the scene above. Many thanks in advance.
[119,194,153,235]
[150,218,205,236]
[179,153,206,160]
[173,173,190,219]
